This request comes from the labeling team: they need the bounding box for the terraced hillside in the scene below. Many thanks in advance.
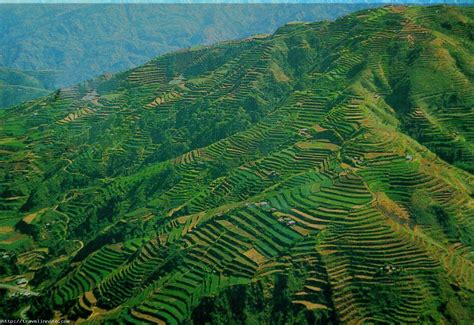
[0,3,377,87]
[0,5,473,324]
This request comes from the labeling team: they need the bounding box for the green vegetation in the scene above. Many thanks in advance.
[0,67,56,109]
[0,4,375,87]
[0,4,377,109]
[0,5,473,324]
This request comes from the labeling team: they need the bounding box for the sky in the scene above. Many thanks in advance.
[0,0,470,3]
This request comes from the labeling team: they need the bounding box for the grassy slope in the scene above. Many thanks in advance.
[0,5,473,324]
[0,67,56,109]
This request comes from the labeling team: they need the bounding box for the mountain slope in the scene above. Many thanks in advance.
[0,5,473,324]
[0,3,377,87]
[0,67,56,109]
[0,3,378,109]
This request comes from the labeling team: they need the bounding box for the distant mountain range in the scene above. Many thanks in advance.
[0,3,381,108]
[1,2,469,109]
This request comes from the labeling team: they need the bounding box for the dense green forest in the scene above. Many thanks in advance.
[0,5,473,324]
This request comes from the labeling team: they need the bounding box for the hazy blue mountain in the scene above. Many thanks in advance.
[0,3,379,89]
[1,2,468,108]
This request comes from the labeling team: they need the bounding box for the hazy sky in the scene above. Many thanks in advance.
[0,0,470,3]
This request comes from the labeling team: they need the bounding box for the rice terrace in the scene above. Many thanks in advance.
[0,2,473,324]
